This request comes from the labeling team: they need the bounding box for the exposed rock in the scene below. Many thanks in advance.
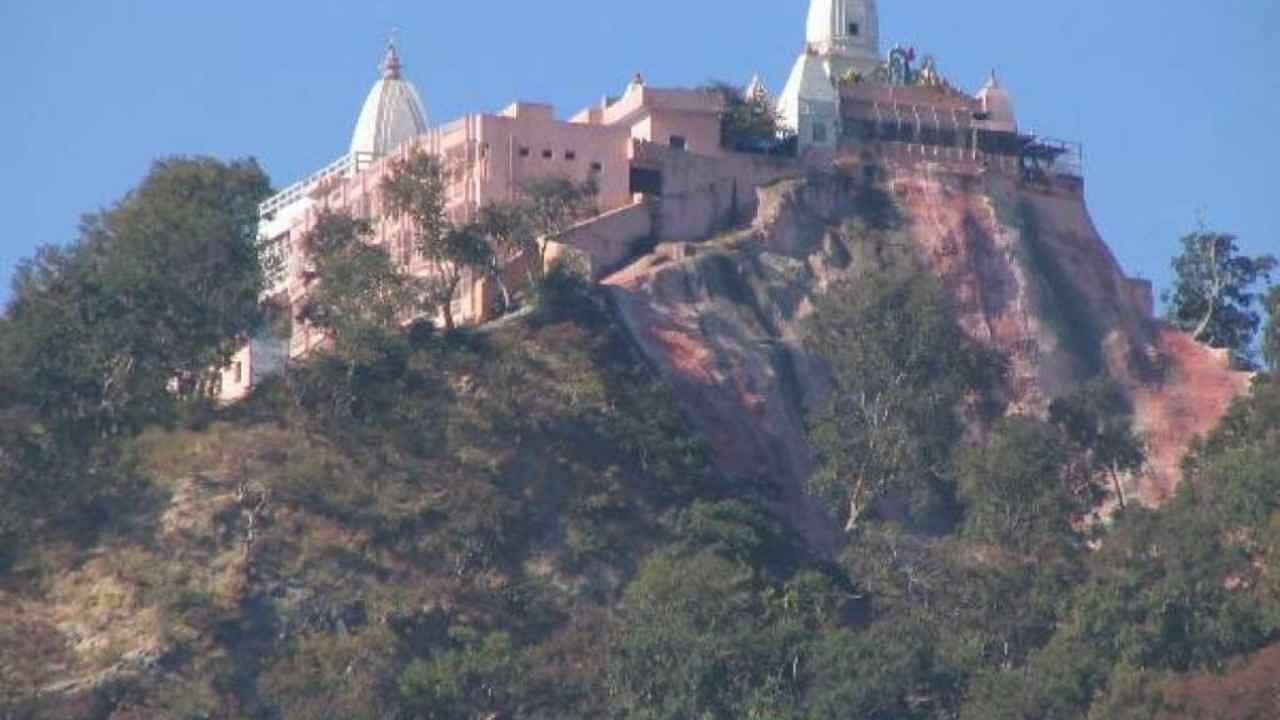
[605,160,1250,524]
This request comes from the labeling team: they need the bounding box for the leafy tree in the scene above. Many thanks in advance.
[844,527,1076,689]
[607,552,755,719]
[399,627,527,719]
[381,150,492,331]
[1048,378,1146,509]
[296,209,429,364]
[2,157,271,433]
[1164,229,1276,360]
[703,81,795,154]
[1075,505,1266,673]
[1264,284,1280,373]
[473,201,531,312]
[805,272,997,531]
[518,175,599,275]
[605,551,842,720]
[1084,663,1170,720]
[955,417,1089,551]
[805,623,937,720]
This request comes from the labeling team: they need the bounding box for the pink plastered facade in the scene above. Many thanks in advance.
[218,78,740,398]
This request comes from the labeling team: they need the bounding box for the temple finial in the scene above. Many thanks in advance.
[382,29,402,79]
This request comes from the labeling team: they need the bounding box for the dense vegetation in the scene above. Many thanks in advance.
[705,81,797,156]
[1163,229,1275,368]
[2,156,1280,719]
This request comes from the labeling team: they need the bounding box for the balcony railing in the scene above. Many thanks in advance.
[259,151,378,218]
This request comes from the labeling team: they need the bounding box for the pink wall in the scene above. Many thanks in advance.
[549,145,800,277]
[549,201,654,279]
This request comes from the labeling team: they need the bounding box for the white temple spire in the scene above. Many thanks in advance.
[804,0,881,73]
[780,0,882,150]
[381,38,403,80]
[350,36,429,158]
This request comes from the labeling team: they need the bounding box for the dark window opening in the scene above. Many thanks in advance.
[541,149,553,159]
[564,150,576,161]
[630,166,663,195]
[812,122,828,144]
[848,22,860,36]
[518,146,531,157]
[669,135,687,151]
[590,161,603,172]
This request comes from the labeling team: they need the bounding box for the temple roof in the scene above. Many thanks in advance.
[350,42,429,158]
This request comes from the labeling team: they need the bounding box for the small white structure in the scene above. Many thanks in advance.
[975,71,1018,133]
[779,0,882,149]
[744,74,769,104]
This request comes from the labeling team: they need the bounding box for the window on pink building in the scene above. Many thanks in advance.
[670,135,687,151]
[565,150,576,161]
[590,161,603,172]
[542,149,553,159]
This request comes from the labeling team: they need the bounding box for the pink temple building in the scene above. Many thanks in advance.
[217,44,748,400]
[217,0,1092,401]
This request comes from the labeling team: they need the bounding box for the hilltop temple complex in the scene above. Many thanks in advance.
[217,0,1085,401]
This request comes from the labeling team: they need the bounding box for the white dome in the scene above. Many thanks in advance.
[350,43,429,158]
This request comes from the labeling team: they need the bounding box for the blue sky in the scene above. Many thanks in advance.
[2,1,1277,305]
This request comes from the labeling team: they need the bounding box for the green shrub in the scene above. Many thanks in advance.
[398,627,527,719]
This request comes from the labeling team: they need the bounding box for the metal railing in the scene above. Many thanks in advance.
[259,151,378,217]
[1029,138,1083,178]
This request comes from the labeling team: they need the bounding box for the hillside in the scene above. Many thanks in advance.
[606,162,1249,511]
[1,289,745,717]
[3,163,1277,719]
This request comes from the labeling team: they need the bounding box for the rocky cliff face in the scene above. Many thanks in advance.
[604,160,1250,516]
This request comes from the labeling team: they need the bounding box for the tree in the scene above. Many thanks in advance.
[1049,378,1146,509]
[381,150,491,331]
[473,201,531,313]
[518,175,598,276]
[1264,285,1280,374]
[703,81,794,154]
[805,624,936,720]
[805,272,996,531]
[296,209,429,363]
[399,627,528,719]
[2,156,271,435]
[1164,229,1276,361]
[955,417,1086,551]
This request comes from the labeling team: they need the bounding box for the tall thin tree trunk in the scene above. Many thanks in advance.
[1193,237,1221,342]
[1111,468,1127,510]
[845,495,864,533]
[496,276,511,314]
